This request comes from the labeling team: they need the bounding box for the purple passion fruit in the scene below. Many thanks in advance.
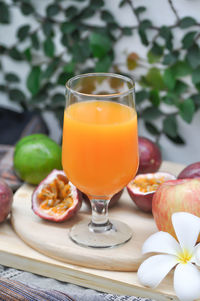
[138,137,162,174]
[127,172,176,213]
[0,180,13,222]
[79,189,124,208]
[178,162,200,179]
[32,170,81,222]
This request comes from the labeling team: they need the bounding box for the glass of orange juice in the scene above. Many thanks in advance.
[62,73,138,248]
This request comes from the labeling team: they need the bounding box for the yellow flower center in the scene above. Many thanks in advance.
[177,249,192,264]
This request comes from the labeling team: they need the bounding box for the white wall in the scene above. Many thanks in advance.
[0,0,200,165]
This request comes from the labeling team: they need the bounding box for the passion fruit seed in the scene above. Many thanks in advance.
[37,174,73,216]
[131,176,166,193]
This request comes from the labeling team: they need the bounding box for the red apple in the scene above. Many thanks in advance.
[152,178,200,239]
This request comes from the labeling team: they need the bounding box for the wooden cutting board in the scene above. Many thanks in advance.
[0,161,185,300]
[11,161,184,272]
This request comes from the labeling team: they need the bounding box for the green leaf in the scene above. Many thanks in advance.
[80,7,95,19]
[46,4,60,17]
[179,98,195,123]
[0,85,6,92]
[24,47,32,61]
[89,33,111,58]
[0,1,10,24]
[145,68,165,90]
[163,68,176,90]
[8,47,23,61]
[60,22,76,34]
[163,115,177,138]
[119,0,128,8]
[26,66,41,96]
[65,6,78,19]
[186,44,200,69]
[72,39,91,62]
[135,90,149,104]
[147,43,163,63]
[89,0,104,9]
[42,59,60,79]
[165,134,185,145]
[0,45,6,54]
[192,93,200,106]
[63,61,75,73]
[43,38,55,57]
[145,121,160,136]
[163,51,179,65]
[192,67,200,85]
[42,21,54,37]
[57,72,73,85]
[20,2,34,15]
[174,80,188,95]
[122,27,132,36]
[17,25,30,41]
[142,106,162,121]
[182,31,197,49]
[149,89,160,106]
[95,56,112,72]
[31,33,40,49]
[101,10,115,23]
[160,26,173,50]
[162,94,176,105]
[135,6,146,15]
[51,93,65,104]
[5,73,20,83]
[171,61,192,77]
[9,88,26,102]
[179,17,197,28]
[138,20,152,46]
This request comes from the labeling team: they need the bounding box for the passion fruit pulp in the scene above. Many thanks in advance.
[32,170,81,222]
[138,137,162,174]
[127,172,176,213]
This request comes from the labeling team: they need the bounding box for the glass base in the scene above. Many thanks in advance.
[69,219,132,248]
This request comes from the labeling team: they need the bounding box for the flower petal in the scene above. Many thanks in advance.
[174,263,200,301]
[137,254,177,288]
[172,212,200,250]
[142,231,181,255]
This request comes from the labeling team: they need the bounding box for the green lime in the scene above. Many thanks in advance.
[14,134,62,185]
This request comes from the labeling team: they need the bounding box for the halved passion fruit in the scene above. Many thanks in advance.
[32,170,81,222]
[127,172,176,213]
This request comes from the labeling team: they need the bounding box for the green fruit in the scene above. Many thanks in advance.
[14,134,62,185]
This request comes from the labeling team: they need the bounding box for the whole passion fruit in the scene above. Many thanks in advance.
[32,170,81,222]
[79,189,124,208]
[127,172,176,213]
[138,137,162,174]
[178,162,200,179]
[0,180,13,223]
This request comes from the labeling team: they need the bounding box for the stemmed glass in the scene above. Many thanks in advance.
[62,73,138,248]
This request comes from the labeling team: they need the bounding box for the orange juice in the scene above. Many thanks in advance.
[62,101,138,197]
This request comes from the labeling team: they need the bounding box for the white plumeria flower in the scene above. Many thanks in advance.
[138,212,200,301]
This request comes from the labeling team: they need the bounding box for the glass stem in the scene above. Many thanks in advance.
[88,198,112,233]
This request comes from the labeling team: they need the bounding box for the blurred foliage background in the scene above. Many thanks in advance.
[0,0,200,145]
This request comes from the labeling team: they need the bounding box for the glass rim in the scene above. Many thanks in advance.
[65,72,135,99]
